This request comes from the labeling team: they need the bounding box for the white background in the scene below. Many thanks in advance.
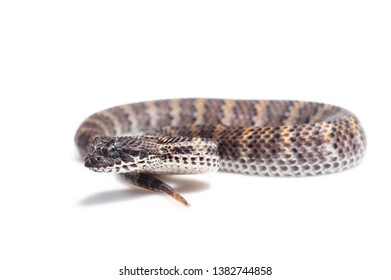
[1,1,390,279]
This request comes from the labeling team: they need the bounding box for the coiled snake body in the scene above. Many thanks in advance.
[75,99,366,206]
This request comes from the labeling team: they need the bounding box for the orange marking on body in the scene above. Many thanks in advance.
[347,116,362,145]
[253,100,267,126]
[221,100,235,126]
[241,127,253,142]
[322,122,332,143]
[147,100,157,112]
[348,117,358,133]
[171,99,180,109]
[285,101,303,125]
[195,99,206,125]
[311,104,332,123]
[190,124,199,137]
[280,125,292,145]
[213,124,226,142]
[157,135,170,143]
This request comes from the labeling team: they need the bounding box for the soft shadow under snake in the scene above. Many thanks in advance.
[79,175,210,206]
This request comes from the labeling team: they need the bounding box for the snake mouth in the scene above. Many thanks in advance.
[84,156,134,173]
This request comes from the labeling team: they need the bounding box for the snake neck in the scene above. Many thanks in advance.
[151,135,220,174]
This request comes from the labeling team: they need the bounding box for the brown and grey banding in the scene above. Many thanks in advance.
[75,98,366,205]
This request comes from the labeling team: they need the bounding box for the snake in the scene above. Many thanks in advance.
[75,98,366,206]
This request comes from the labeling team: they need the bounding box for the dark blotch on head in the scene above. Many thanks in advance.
[121,155,135,163]
[139,150,148,160]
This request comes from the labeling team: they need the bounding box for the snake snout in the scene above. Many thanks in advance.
[84,155,107,169]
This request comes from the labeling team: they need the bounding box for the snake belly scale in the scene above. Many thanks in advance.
[75,98,366,206]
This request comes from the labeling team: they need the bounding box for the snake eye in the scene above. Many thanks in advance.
[108,144,118,156]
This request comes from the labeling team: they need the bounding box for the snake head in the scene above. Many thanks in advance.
[84,136,157,173]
